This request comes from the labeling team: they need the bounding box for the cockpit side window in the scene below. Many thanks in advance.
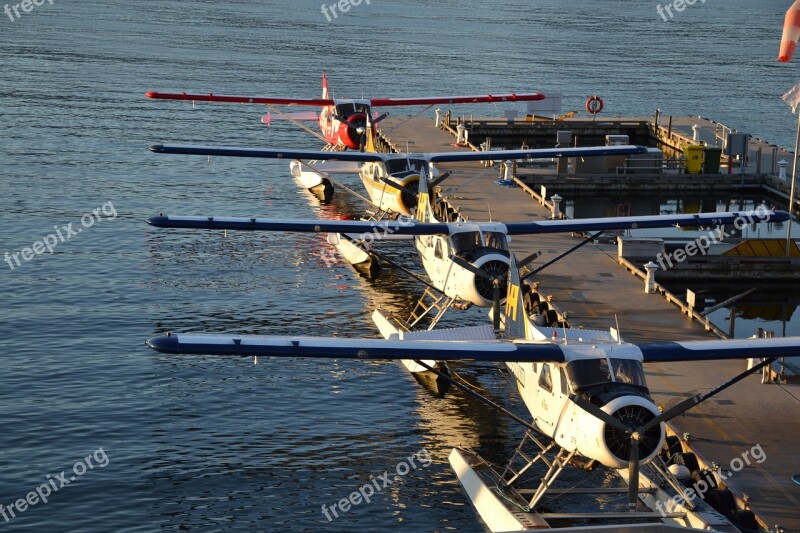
[539,363,553,392]
[559,367,569,395]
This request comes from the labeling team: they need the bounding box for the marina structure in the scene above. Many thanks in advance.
[372,114,800,531]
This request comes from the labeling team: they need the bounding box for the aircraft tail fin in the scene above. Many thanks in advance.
[414,166,430,222]
[363,113,377,153]
[322,72,329,99]
[504,254,529,339]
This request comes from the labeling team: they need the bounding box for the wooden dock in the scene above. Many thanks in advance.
[377,116,800,531]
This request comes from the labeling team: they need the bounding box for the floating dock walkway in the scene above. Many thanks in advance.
[377,116,800,532]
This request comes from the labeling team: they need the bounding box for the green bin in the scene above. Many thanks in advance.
[684,144,704,174]
[703,146,722,174]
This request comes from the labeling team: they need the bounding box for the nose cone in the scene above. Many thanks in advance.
[603,403,663,464]
[473,260,509,302]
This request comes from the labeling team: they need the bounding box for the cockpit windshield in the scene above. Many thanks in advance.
[484,231,508,250]
[566,359,612,391]
[385,158,427,174]
[566,358,646,391]
[610,358,647,387]
[335,102,370,117]
[450,232,483,253]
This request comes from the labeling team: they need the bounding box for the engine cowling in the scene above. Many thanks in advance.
[338,113,368,150]
[455,252,510,307]
[568,395,664,469]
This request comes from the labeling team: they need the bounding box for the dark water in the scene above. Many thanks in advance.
[1,0,798,530]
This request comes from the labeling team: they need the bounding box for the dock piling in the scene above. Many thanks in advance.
[550,194,562,219]
[644,262,658,294]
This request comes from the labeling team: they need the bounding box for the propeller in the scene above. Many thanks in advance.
[569,356,776,512]
[429,171,453,190]
[451,255,506,333]
[378,176,419,199]
[357,111,386,152]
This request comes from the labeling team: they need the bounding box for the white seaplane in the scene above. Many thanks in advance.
[145,251,799,531]
[146,74,545,195]
[148,142,779,332]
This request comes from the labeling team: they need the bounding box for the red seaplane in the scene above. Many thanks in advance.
[146,73,545,151]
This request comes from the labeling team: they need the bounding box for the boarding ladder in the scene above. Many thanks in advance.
[501,429,554,487]
[405,287,455,331]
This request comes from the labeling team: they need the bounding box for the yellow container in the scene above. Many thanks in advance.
[684,144,704,174]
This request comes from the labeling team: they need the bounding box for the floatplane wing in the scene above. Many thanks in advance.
[145,92,547,107]
[149,143,648,162]
[145,331,800,362]
[145,210,787,236]
[149,144,385,162]
[145,92,336,107]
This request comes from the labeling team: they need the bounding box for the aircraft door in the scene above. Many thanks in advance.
[535,363,557,433]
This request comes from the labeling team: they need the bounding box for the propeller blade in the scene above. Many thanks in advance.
[568,394,631,434]
[492,278,501,332]
[379,176,418,198]
[373,112,389,124]
[429,171,452,190]
[628,437,640,512]
[451,255,492,280]
[518,250,542,270]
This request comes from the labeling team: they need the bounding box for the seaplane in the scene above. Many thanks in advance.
[146,74,546,195]
[145,247,798,531]
[148,142,765,333]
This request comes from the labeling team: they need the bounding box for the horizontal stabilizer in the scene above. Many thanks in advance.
[262,112,319,125]
[402,325,496,341]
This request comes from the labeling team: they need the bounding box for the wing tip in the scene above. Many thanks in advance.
[146,334,180,353]
[149,144,165,153]
[146,215,168,227]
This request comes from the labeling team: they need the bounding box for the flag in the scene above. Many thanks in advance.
[781,0,800,62]
[783,82,800,113]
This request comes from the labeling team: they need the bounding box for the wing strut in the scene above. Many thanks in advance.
[414,360,543,436]
[521,231,604,281]
[265,104,329,144]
